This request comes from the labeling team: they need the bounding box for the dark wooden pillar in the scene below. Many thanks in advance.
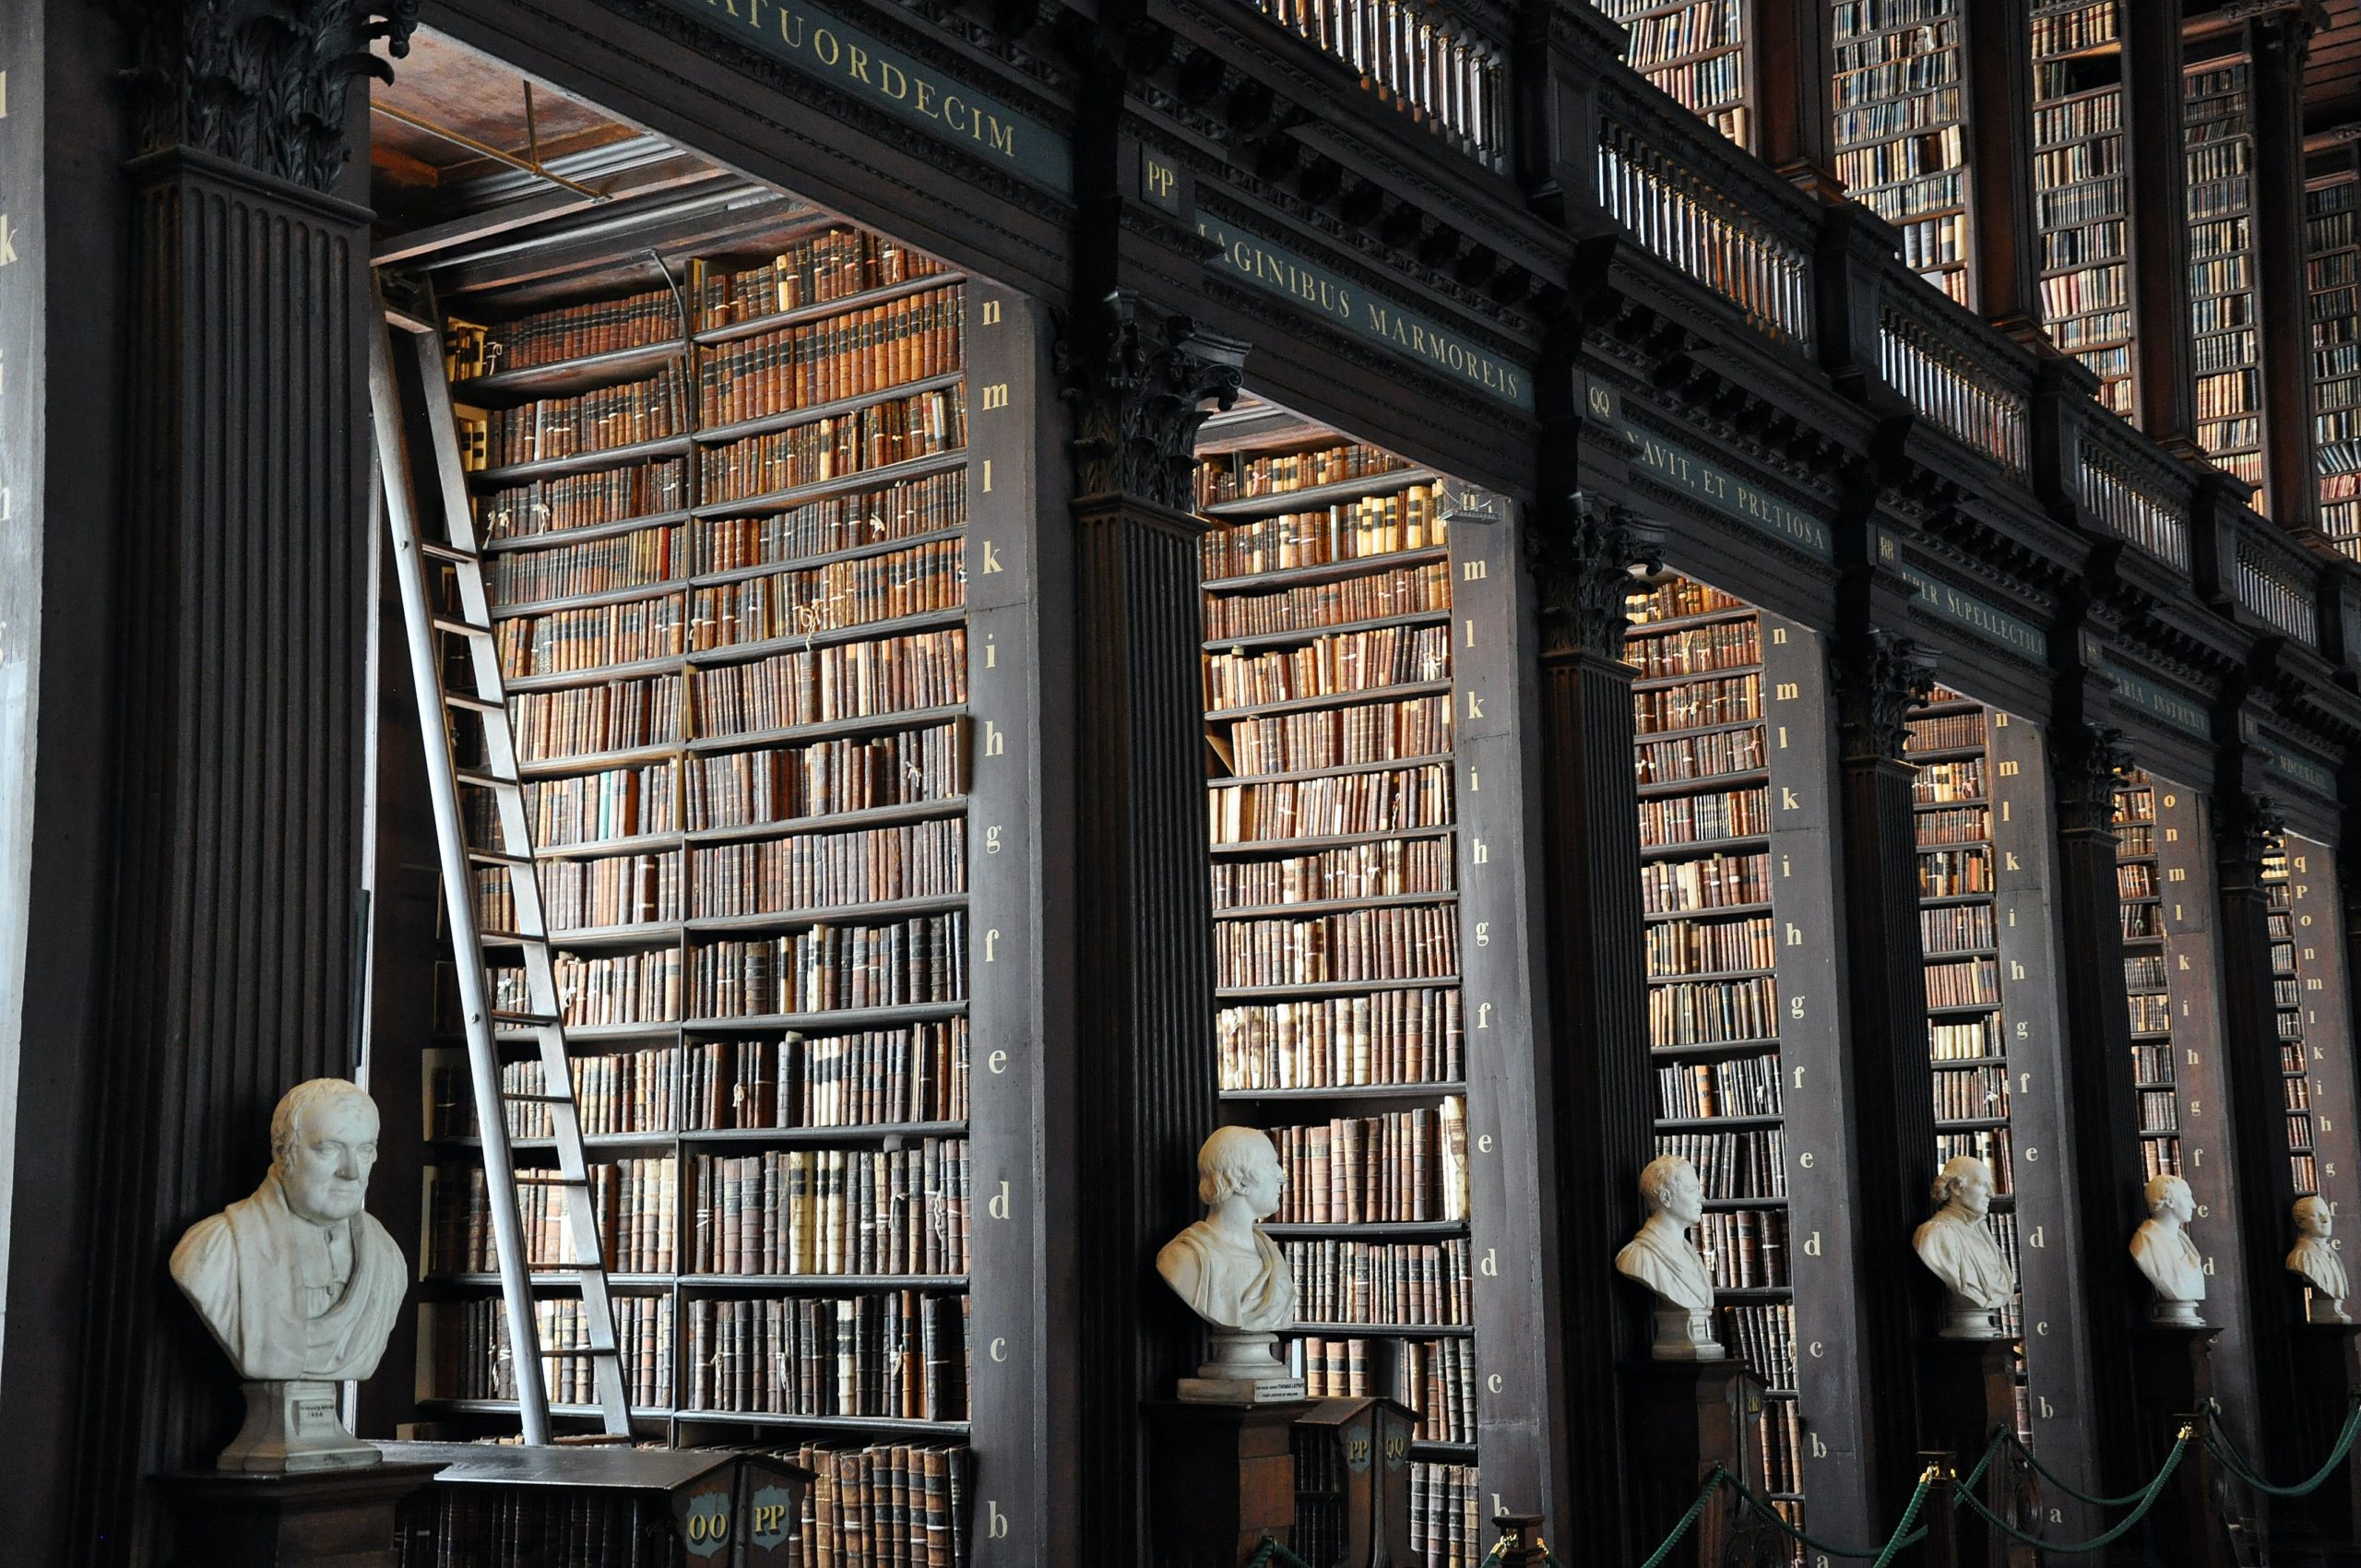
[2211,779,2303,1470]
[65,6,408,1565]
[1060,294,1245,1566]
[1754,0,1841,197]
[2043,709,2154,1501]
[1525,492,1660,1561]
[2248,25,2310,517]
[2120,0,2196,447]
[1831,593,1939,1526]
[2249,12,2320,532]
[1513,0,1620,232]
[1959,0,2041,334]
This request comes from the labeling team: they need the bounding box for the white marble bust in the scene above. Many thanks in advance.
[1616,1154,1725,1360]
[1913,1156,2017,1339]
[1161,1127,1305,1404]
[170,1078,407,1469]
[2289,1194,2352,1324]
[2130,1173,2207,1327]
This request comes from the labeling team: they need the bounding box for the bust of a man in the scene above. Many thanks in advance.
[170,1078,407,1470]
[2130,1173,2207,1327]
[2289,1195,2352,1324]
[1616,1154,1724,1360]
[1157,1125,1296,1333]
[1913,1156,2017,1339]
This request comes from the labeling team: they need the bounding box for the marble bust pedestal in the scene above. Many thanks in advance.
[158,1459,443,1568]
[2130,1324,2227,1568]
[2291,1322,2361,1557]
[1619,1358,1765,1568]
[1176,1329,1306,1406]
[220,1381,383,1473]
[1917,1336,2020,1568]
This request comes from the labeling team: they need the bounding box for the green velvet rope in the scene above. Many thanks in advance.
[2205,1396,2361,1500]
[1953,1426,2190,1555]
[1995,1425,2162,1509]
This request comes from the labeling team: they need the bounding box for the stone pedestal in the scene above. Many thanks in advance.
[1177,1330,1307,1405]
[1145,1399,1311,1568]
[160,1460,442,1568]
[218,1380,382,1473]
[2291,1323,2361,1564]
[1619,1357,1762,1568]
[1918,1338,2032,1568]
[2129,1325,2227,1568]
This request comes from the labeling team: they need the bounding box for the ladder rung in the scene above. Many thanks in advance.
[512,1173,592,1186]
[467,847,532,867]
[478,929,541,944]
[421,540,476,564]
[492,1010,561,1028]
[455,769,522,793]
[431,614,493,639]
[526,1262,608,1273]
[503,1092,577,1104]
[445,692,505,717]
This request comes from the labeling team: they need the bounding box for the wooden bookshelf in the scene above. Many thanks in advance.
[1832,0,1973,303]
[2031,0,2134,415]
[2307,161,2361,554]
[2265,832,2361,1322]
[406,216,1052,1558]
[1598,0,1757,149]
[2112,774,2184,1180]
[2184,52,2269,507]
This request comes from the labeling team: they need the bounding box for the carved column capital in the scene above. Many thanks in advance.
[126,0,421,192]
[2052,724,2135,837]
[1523,491,1665,659]
[1056,291,1246,514]
[1835,628,1938,765]
[2217,790,2285,882]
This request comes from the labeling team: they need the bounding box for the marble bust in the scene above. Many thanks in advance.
[170,1078,406,1470]
[2288,1194,2352,1324]
[2130,1173,2207,1327]
[1615,1154,1726,1360]
[1913,1156,2017,1339]
[1158,1126,1305,1403]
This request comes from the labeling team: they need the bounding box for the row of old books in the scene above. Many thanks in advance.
[1200,487,1449,578]
[1219,694,1453,776]
[1916,804,1988,848]
[428,1158,679,1275]
[767,1440,972,1568]
[1906,710,1985,753]
[689,1140,969,1277]
[1917,847,1992,897]
[1203,625,1450,710]
[424,1295,673,1408]
[1929,1016,1999,1060]
[510,677,685,762]
[687,539,967,647]
[1920,902,1995,954]
[1291,1335,1475,1444]
[700,470,965,574]
[497,950,680,1028]
[1724,1301,1798,1391]
[431,1049,690,1140]
[476,850,683,933]
[686,724,963,828]
[686,818,966,918]
[1937,1127,2015,1192]
[478,457,689,540]
[697,228,948,328]
[1198,441,1407,505]
[1639,851,1773,915]
[697,290,962,426]
[680,1024,969,1130]
[1216,988,1466,1091]
[2186,60,2267,500]
[2118,859,2158,898]
[1637,785,1767,849]
[1698,1207,1789,1290]
[1211,837,1454,908]
[1652,1128,1786,1200]
[1645,912,1774,978]
[1831,0,1968,299]
[1913,756,1983,804]
[689,628,967,738]
[696,387,966,505]
[1631,578,1742,626]
[1761,1397,1805,1495]
[2141,1091,2180,1134]
[1927,957,2000,1009]
[1633,724,1765,787]
[1207,765,1454,845]
[1266,1101,1471,1225]
[2263,848,2320,1193]
[1932,1064,2010,1123]
[1408,1463,1484,1568]
[459,286,682,377]
[493,523,682,602]
[481,369,691,470]
[395,1482,670,1567]
[2131,1041,2173,1083]
[1203,559,1453,640]
[1286,1236,1474,1325]
[1632,672,1760,736]
[2120,902,2163,940]
[684,1291,967,1420]
[684,914,967,1018]
[500,596,686,679]
[1624,617,1762,680]
[1655,1054,1783,1119]
[1216,906,1461,988]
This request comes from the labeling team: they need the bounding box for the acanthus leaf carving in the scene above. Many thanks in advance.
[1524,491,1665,659]
[2051,724,2135,837]
[1056,291,1247,513]
[1837,628,1938,765]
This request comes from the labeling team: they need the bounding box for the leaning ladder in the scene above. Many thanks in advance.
[367,289,635,1442]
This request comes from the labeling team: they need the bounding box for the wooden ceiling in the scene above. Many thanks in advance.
[368,30,646,197]
[2308,0,2361,136]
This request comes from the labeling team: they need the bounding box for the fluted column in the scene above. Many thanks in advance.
[1060,294,1246,1566]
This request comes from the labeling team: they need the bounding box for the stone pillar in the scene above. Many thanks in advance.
[62,4,412,1565]
[1832,620,1939,1525]
[1525,493,1659,1560]
[1059,293,1246,1566]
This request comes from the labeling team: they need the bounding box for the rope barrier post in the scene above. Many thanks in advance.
[1488,1510,1549,1568]
[2155,1409,2226,1568]
[1918,1452,1961,1568]
[2291,1325,2361,1553]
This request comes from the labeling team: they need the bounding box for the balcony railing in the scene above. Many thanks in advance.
[2230,517,2320,647]
[1595,96,1816,351]
[1878,286,2032,476]
[2075,420,2191,573]
[1240,0,1508,169]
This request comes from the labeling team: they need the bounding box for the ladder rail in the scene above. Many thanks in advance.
[366,298,557,1446]
[370,293,634,1439]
